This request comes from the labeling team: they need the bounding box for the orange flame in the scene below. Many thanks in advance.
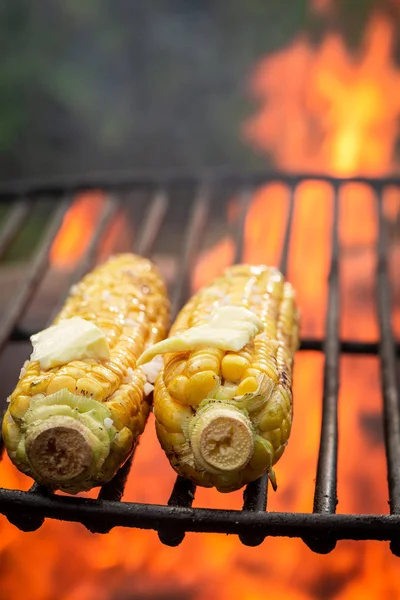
[50,192,106,268]
[1,9,400,600]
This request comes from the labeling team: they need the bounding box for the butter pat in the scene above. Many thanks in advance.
[137,306,263,366]
[30,317,110,370]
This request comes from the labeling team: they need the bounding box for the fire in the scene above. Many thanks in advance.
[1,8,400,600]
[50,191,132,268]
[50,192,106,268]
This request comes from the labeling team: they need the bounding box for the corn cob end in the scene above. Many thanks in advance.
[11,388,116,492]
[25,417,94,483]
[189,402,254,474]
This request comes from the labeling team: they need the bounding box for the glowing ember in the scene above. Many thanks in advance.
[1,8,400,600]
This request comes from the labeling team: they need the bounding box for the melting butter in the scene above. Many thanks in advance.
[137,306,263,366]
[30,317,110,370]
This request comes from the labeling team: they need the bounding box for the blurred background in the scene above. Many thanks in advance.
[2,0,399,182]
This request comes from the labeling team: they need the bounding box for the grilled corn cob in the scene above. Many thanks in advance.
[137,264,299,492]
[3,254,169,493]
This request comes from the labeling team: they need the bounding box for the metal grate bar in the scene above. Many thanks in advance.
[1,486,400,543]
[159,188,211,546]
[279,185,296,278]
[300,338,400,355]
[134,190,168,257]
[6,482,50,532]
[240,183,297,546]
[233,188,252,264]
[376,190,400,522]
[0,198,70,355]
[305,185,340,554]
[0,199,30,260]
[1,170,400,201]
[170,187,210,319]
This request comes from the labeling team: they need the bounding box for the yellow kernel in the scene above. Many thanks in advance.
[9,396,30,420]
[62,366,86,380]
[111,427,134,453]
[76,378,104,400]
[92,365,118,384]
[47,375,76,395]
[26,375,55,395]
[221,354,249,383]
[186,370,219,407]
[167,375,189,404]
[187,348,222,376]
[68,361,90,372]
[237,376,259,396]
[154,383,193,433]
[107,398,131,430]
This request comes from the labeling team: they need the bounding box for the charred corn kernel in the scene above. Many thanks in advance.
[221,354,249,383]
[146,263,299,492]
[3,254,169,493]
[186,371,219,407]
[167,375,189,404]
[237,376,259,396]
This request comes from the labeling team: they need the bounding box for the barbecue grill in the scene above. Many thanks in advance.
[0,170,399,556]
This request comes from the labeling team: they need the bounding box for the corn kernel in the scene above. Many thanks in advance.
[76,377,104,400]
[167,375,189,404]
[47,375,76,395]
[249,437,273,472]
[237,376,258,396]
[186,370,219,407]
[259,401,284,432]
[221,354,249,383]
[9,396,30,420]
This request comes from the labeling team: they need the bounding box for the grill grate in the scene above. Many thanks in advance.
[0,171,399,554]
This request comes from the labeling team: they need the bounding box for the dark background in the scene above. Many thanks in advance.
[1,0,399,181]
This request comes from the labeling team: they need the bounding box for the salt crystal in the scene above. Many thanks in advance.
[144,382,155,395]
[6,396,11,403]
[103,417,114,430]
[141,355,163,384]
